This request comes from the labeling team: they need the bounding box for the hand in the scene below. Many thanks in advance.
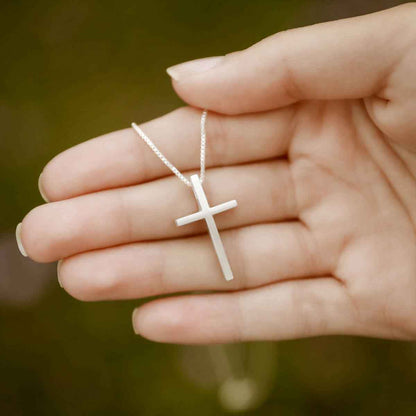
[17,4,416,343]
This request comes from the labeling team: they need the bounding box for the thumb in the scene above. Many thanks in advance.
[167,4,416,115]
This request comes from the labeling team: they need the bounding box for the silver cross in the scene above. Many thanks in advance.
[175,174,237,281]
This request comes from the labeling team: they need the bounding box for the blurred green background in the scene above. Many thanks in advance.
[2,0,416,414]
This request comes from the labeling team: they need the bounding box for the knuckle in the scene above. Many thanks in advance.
[271,161,298,217]
[295,224,321,272]
[87,270,121,299]
[60,256,120,302]
[291,284,328,336]
[280,51,302,102]
[223,228,247,290]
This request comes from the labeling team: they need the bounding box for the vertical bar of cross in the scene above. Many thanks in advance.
[175,174,237,281]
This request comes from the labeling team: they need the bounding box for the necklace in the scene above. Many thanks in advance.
[131,110,237,281]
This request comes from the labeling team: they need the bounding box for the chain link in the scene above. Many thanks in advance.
[199,109,207,183]
[131,109,208,187]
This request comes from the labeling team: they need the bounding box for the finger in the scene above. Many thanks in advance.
[132,278,353,344]
[21,161,297,262]
[58,222,331,301]
[167,4,415,114]
[40,106,295,201]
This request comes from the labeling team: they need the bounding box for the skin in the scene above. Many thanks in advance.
[18,4,416,344]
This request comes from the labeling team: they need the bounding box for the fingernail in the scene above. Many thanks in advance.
[57,259,63,288]
[132,308,141,334]
[38,172,49,203]
[166,56,223,81]
[15,223,28,257]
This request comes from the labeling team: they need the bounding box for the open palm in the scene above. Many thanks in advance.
[18,4,416,343]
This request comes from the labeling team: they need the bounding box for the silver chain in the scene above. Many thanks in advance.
[131,110,207,187]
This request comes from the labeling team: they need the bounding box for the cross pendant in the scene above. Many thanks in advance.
[175,174,238,281]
